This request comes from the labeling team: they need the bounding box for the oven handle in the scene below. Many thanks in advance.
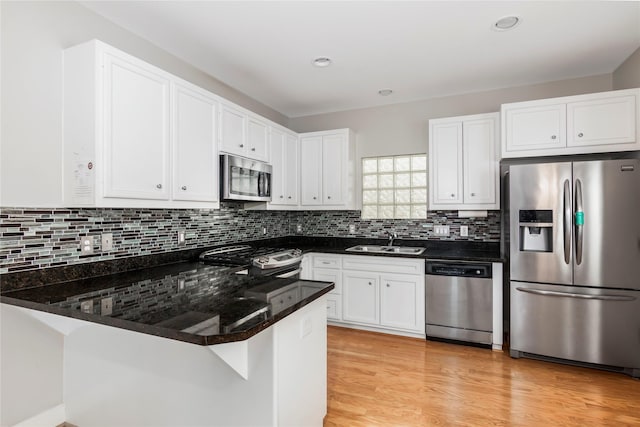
[276,268,302,279]
[516,287,636,301]
[256,255,304,270]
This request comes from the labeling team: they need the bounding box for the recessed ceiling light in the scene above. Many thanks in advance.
[493,16,521,31]
[378,89,393,96]
[312,57,332,68]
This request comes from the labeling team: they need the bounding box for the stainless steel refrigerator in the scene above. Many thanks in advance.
[508,157,640,378]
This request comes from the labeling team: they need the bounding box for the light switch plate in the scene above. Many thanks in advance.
[101,233,113,251]
[460,226,469,237]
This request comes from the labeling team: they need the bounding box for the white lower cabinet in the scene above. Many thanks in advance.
[306,253,425,337]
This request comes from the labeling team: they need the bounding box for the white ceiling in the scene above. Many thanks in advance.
[81,1,640,118]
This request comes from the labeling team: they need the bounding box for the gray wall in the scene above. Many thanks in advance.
[288,74,613,156]
[613,46,640,90]
[0,1,287,207]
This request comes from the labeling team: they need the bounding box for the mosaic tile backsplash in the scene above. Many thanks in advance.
[0,205,500,274]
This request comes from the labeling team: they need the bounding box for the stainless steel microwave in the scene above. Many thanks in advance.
[220,154,272,202]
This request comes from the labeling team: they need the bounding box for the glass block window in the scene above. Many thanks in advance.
[362,154,427,219]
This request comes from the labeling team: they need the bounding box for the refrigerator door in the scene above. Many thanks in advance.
[509,162,573,285]
[573,159,640,290]
[511,282,640,374]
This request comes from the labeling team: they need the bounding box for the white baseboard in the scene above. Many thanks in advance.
[12,404,65,427]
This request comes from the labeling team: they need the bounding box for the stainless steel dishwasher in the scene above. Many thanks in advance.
[425,260,493,346]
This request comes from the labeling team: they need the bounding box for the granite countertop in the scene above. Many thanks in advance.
[1,261,334,346]
[0,236,500,346]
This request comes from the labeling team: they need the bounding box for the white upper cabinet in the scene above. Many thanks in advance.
[63,39,219,208]
[219,102,269,162]
[502,88,640,158]
[429,112,499,210]
[102,52,171,201]
[172,81,218,203]
[269,128,299,207]
[299,129,356,210]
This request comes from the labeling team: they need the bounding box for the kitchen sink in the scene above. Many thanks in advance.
[345,245,426,255]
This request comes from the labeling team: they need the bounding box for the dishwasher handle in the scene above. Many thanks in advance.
[425,261,492,278]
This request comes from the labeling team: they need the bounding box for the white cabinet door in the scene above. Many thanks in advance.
[342,272,379,325]
[380,274,424,332]
[503,103,566,152]
[463,117,497,205]
[325,294,342,321]
[103,53,170,200]
[246,116,269,161]
[567,94,637,147]
[430,121,463,205]
[313,268,342,294]
[269,128,286,204]
[283,133,299,205]
[322,134,345,205]
[172,82,218,202]
[300,136,323,205]
[219,103,246,156]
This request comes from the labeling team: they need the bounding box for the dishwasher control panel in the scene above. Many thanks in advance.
[425,262,492,278]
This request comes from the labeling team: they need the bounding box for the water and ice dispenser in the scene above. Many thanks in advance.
[518,210,553,252]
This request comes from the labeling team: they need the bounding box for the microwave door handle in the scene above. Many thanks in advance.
[575,179,584,265]
[563,179,571,264]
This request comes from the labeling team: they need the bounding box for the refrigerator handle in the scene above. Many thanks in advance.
[563,179,571,264]
[575,179,584,265]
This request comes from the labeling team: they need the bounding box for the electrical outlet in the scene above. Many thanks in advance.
[460,226,469,237]
[296,224,302,233]
[80,300,93,314]
[81,236,94,255]
[434,225,450,237]
[101,233,113,251]
[177,230,186,246]
[349,224,356,234]
[101,297,113,316]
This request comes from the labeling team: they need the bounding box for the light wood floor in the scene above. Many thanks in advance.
[324,326,640,427]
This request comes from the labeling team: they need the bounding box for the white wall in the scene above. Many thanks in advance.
[0,306,64,427]
[0,1,287,207]
[613,46,640,90]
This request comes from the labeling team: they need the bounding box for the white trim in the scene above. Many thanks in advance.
[12,404,66,427]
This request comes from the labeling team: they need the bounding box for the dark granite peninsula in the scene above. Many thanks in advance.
[1,259,333,427]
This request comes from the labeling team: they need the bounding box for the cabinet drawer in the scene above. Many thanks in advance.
[326,294,342,321]
[342,255,424,275]
[313,255,342,269]
[312,268,342,294]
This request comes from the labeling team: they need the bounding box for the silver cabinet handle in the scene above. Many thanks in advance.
[578,132,584,138]
[156,184,162,189]
[575,178,584,265]
[551,135,557,140]
[563,179,571,265]
[516,287,636,301]
[181,186,187,191]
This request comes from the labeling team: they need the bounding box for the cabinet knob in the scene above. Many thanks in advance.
[313,196,317,200]
[470,192,476,197]
[327,196,331,200]
[288,196,292,199]
[386,283,390,287]
[280,195,284,198]
[451,193,455,198]
[551,135,557,140]
[251,147,256,151]
[156,184,162,189]
[368,282,372,286]
[578,132,584,138]
[181,186,187,191]
[239,144,244,148]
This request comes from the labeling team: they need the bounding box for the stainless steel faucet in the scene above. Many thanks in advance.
[386,231,398,247]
